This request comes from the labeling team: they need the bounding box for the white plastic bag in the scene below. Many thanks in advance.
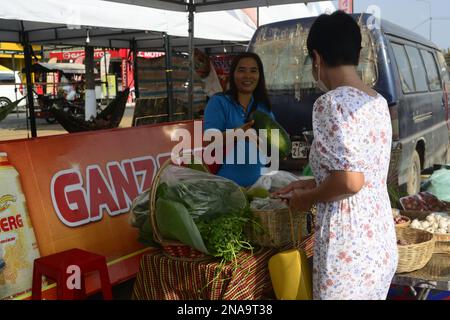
[248,170,301,193]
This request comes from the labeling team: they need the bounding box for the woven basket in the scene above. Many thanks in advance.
[246,204,313,248]
[149,157,210,261]
[394,216,411,228]
[396,227,435,273]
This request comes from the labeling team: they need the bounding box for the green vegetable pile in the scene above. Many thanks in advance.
[196,207,254,262]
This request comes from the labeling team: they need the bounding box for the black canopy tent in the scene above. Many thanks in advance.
[103,0,325,119]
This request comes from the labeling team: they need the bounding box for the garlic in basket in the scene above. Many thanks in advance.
[426,227,435,233]
[421,221,430,229]
[436,228,448,235]
[410,219,421,229]
[439,220,448,230]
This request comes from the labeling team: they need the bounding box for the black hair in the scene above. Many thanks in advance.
[307,10,362,67]
[226,52,272,110]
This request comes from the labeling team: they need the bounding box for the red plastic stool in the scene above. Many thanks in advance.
[32,248,113,300]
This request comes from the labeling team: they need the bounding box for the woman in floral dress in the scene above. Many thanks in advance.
[275,11,398,299]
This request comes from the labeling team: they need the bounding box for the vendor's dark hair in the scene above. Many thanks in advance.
[227,52,272,110]
[307,11,362,67]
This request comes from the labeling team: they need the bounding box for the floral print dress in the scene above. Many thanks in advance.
[309,86,398,300]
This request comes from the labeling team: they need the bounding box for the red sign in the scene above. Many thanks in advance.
[211,54,237,91]
[338,0,353,14]
[50,50,164,62]
[137,52,165,59]
[0,121,197,298]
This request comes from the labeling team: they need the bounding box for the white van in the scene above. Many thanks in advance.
[0,70,26,108]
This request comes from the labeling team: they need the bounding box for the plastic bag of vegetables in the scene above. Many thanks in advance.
[129,188,158,247]
[155,165,255,261]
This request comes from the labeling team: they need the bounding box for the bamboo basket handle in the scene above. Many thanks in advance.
[288,207,295,244]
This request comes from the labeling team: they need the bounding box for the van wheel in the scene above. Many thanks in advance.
[0,97,12,108]
[407,150,421,195]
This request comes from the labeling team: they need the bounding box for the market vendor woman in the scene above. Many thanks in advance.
[203,52,274,187]
[275,11,398,300]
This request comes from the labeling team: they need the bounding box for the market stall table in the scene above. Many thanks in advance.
[391,253,450,300]
[132,248,277,300]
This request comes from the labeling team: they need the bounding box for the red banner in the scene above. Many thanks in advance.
[0,121,197,298]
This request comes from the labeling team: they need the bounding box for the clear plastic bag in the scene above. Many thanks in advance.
[248,170,301,193]
[158,165,247,219]
[129,188,151,228]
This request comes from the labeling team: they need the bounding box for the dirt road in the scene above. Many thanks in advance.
[0,105,135,141]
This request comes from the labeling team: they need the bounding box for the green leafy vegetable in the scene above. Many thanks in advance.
[155,198,209,254]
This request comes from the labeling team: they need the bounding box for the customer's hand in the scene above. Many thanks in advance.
[272,179,316,196]
[288,189,315,212]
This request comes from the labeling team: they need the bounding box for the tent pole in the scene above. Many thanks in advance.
[164,33,174,122]
[22,32,37,138]
[84,45,96,121]
[131,40,140,100]
[188,0,194,120]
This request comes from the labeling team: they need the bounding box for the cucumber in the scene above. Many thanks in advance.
[249,110,292,159]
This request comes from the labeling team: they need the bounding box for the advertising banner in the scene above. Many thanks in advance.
[0,121,196,298]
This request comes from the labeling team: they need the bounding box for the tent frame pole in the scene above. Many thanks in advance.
[131,39,140,99]
[163,33,174,122]
[188,0,194,120]
[22,32,37,138]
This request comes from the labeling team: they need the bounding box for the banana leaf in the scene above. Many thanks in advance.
[155,198,209,254]
[0,97,25,122]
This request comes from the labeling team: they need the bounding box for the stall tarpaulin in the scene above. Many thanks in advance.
[0,121,201,299]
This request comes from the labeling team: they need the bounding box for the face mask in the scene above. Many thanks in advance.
[315,61,329,93]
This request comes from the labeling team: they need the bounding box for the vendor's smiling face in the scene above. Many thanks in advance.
[234,57,260,95]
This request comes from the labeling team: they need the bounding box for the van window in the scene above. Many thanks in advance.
[391,43,415,93]
[420,50,441,91]
[0,73,15,84]
[251,22,377,100]
[405,46,429,92]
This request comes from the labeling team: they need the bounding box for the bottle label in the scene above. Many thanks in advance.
[0,171,40,300]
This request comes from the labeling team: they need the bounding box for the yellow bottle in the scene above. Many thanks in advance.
[0,152,40,299]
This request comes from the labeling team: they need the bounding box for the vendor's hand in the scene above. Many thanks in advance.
[239,120,254,131]
[234,120,259,144]
[272,179,316,196]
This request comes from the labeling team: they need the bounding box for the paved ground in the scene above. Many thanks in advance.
[0,104,135,141]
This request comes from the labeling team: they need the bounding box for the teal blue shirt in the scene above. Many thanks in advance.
[203,93,274,187]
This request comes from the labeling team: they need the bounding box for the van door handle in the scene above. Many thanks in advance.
[413,112,433,123]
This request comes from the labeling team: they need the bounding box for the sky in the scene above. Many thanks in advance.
[338,0,450,50]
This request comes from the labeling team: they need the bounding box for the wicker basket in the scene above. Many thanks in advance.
[394,216,411,228]
[396,227,435,273]
[246,206,312,248]
[149,157,210,260]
